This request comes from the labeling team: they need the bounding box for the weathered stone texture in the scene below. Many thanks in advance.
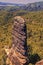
[5,16,27,65]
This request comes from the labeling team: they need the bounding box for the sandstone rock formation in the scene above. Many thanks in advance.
[5,16,27,65]
[35,60,43,65]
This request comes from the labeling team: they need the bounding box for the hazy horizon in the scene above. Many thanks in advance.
[0,0,43,4]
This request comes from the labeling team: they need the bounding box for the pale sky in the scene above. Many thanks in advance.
[0,0,43,4]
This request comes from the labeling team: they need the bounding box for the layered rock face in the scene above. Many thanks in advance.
[5,16,27,65]
[35,60,43,65]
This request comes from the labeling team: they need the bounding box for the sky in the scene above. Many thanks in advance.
[0,0,43,4]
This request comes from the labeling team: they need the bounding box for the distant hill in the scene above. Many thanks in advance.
[0,1,43,11]
[0,2,24,6]
[21,1,43,11]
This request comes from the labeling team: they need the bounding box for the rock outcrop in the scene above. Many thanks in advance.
[35,60,43,65]
[5,16,27,65]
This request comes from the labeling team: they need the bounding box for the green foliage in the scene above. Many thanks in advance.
[0,9,43,65]
[23,11,43,65]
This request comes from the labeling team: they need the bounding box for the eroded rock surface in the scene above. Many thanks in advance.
[35,60,43,65]
[5,16,27,65]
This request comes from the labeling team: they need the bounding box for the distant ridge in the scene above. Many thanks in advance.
[0,2,24,6]
[0,1,43,11]
[21,1,43,11]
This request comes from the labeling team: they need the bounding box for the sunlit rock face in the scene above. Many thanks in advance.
[5,16,27,65]
[35,60,43,65]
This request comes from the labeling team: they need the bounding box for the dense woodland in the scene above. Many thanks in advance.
[0,9,43,65]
